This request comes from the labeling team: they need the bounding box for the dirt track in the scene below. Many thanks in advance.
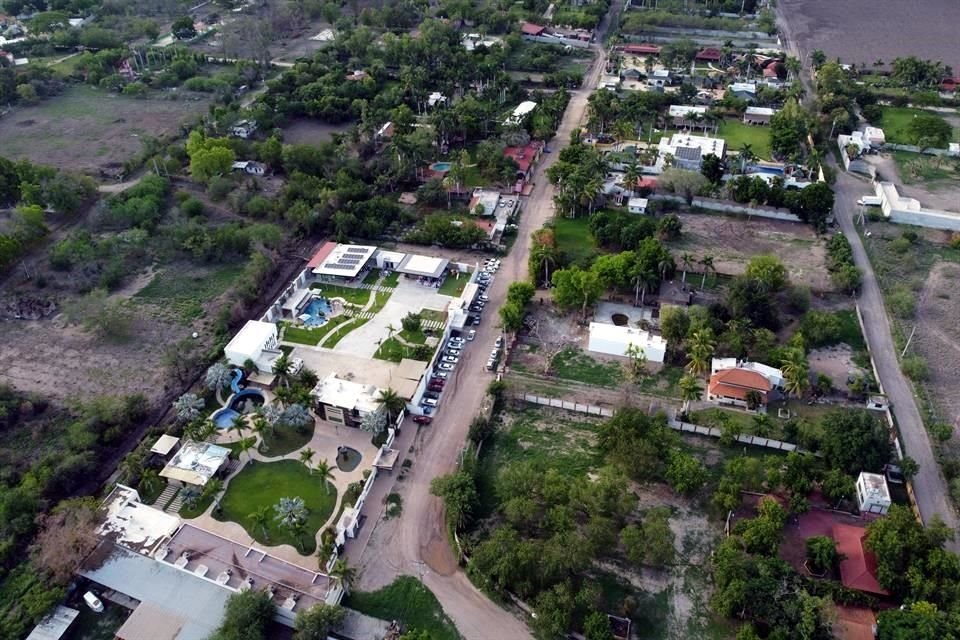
[344,5,621,638]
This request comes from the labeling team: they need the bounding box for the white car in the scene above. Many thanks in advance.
[438,363,455,371]
[449,337,465,344]
[480,294,490,301]
[442,355,460,364]
[495,336,504,348]
[467,329,476,340]
[446,349,461,357]
[84,592,104,613]
[422,398,438,407]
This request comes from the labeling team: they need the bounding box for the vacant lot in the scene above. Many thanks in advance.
[0,85,209,173]
[780,0,960,70]
[913,262,960,432]
[879,107,960,146]
[666,213,831,291]
[282,117,353,145]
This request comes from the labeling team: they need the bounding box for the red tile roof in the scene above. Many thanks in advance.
[306,241,337,268]
[833,524,889,596]
[708,368,771,402]
[521,22,545,36]
[624,44,660,55]
[695,47,722,62]
[503,142,542,173]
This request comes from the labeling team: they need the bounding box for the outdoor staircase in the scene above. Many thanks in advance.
[153,484,178,508]
[164,490,185,514]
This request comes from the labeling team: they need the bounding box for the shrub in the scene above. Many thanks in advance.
[901,355,928,381]
[806,536,838,574]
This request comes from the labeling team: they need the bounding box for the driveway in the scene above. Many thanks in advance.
[342,4,621,638]
[833,169,959,551]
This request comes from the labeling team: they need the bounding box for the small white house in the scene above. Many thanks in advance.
[231,119,257,139]
[231,160,266,176]
[224,320,278,370]
[627,197,648,214]
[855,471,892,515]
[587,322,667,363]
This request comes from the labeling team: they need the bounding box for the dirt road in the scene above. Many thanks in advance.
[346,6,619,638]
[832,170,959,551]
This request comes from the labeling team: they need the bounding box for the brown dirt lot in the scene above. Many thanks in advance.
[913,262,960,432]
[780,0,960,71]
[281,118,353,145]
[666,213,831,291]
[0,85,209,174]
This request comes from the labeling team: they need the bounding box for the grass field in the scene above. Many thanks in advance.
[280,316,350,346]
[258,423,314,456]
[135,263,244,322]
[893,150,960,187]
[717,119,772,159]
[551,347,622,387]
[309,282,371,306]
[551,216,598,266]
[345,577,460,640]
[215,460,336,555]
[439,273,470,297]
[0,85,209,172]
[879,107,960,145]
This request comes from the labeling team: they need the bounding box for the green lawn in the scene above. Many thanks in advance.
[551,216,598,266]
[400,327,427,344]
[420,308,446,323]
[259,423,314,456]
[362,269,381,285]
[309,282,371,306]
[324,317,369,348]
[551,347,622,387]
[135,264,245,321]
[879,107,960,145]
[717,119,772,160]
[215,460,336,555]
[344,577,460,640]
[280,316,350,346]
[382,271,400,287]
[439,273,470,297]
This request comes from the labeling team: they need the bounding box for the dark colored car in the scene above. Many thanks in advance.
[424,391,440,400]
[413,415,432,425]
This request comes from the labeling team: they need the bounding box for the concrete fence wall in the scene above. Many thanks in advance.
[882,143,955,157]
[522,34,591,48]
[652,193,804,223]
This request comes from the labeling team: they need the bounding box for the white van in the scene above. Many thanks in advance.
[422,397,438,407]
[84,591,104,613]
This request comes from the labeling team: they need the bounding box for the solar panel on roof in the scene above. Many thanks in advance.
[345,247,368,254]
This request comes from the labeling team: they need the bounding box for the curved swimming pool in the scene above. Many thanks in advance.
[212,389,266,429]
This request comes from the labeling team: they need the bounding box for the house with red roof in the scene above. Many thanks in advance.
[832,524,890,596]
[695,47,722,63]
[623,43,660,56]
[503,141,543,193]
[521,22,545,36]
[708,368,772,408]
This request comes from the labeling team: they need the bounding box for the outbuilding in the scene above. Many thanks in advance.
[587,322,667,363]
[855,471,892,515]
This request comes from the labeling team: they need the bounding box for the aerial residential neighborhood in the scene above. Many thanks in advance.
[2,0,960,639]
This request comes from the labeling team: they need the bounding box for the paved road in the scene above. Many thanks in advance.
[832,172,959,549]
[345,5,619,638]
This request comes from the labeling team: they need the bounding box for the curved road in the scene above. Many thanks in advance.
[346,6,620,638]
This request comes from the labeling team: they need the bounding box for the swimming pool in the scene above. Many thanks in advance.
[746,164,784,176]
[430,162,451,172]
[301,296,331,328]
[211,389,266,429]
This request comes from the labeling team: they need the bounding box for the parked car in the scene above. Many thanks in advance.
[433,371,448,379]
[469,314,482,324]
[421,405,434,415]
[413,415,432,425]
[430,377,445,386]
[448,339,465,347]
[467,329,476,341]
[438,363,455,371]
[495,336,504,348]
[442,355,459,364]
[424,391,440,400]
[83,592,104,613]
[479,294,490,301]
[485,359,496,371]
[446,349,461,357]
[422,397,438,407]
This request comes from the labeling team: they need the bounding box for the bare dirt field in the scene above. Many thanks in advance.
[868,153,960,212]
[282,118,353,145]
[0,85,209,174]
[914,262,960,432]
[780,0,960,70]
[666,213,831,291]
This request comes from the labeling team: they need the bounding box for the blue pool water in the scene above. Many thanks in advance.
[431,162,451,172]
[212,389,266,429]
[302,297,331,327]
[746,165,784,176]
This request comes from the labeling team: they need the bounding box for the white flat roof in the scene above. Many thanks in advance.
[660,133,726,158]
[745,106,776,116]
[512,101,537,117]
[628,197,648,209]
[730,82,756,93]
[97,485,181,554]
[397,254,449,279]
[225,320,276,358]
[312,373,382,414]
[376,249,406,265]
[160,441,229,487]
[588,322,667,348]
[26,606,79,640]
[858,471,891,502]
[313,244,377,278]
[150,434,180,456]
[668,105,707,117]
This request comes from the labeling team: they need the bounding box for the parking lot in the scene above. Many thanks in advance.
[417,258,504,419]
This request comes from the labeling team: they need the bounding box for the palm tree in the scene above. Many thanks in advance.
[272,352,292,387]
[680,253,695,283]
[299,447,316,473]
[228,414,246,439]
[678,374,702,415]
[686,329,715,378]
[699,255,715,290]
[375,387,405,422]
[623,343,648,385]
[314,459,335,495]
[139,469,162,498]
[623,160,641,196]
[738,143,755,173]
[237,436,257,462]
[752,413,773,437]
[781,348,810,397]
[201,478,224,501]
[248,505,272,541]
[287,520,308,553]
[330,559,357,591]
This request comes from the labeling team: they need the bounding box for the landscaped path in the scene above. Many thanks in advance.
[190,416,378,566]
[344,4,622,639]
[831,170,959,551]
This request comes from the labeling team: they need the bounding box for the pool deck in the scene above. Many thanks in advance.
[197,415,379,568]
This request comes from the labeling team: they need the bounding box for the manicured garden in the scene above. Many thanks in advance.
[382,271,401,287]
[258,422,314,456]
[215,460,336,554]
[308,282,371,306]
[280,316,350,346]
[439,273,470,296]
[717,119,772,160]
[344,577,460,640]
